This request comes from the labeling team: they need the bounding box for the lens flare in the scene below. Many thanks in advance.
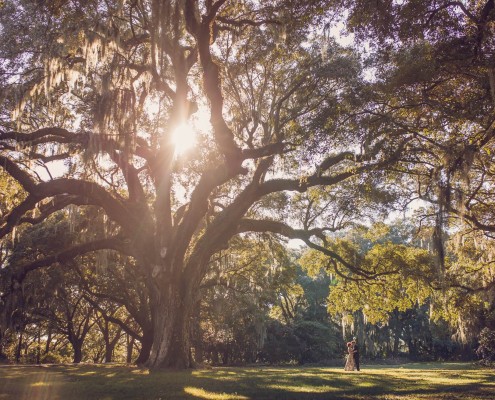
[171,122,197,155]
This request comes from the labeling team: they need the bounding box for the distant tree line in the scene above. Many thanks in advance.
[1,214,493,366]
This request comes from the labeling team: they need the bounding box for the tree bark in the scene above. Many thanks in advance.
[391,310,402,358]
[135,327,153,365]
[15,331,23,363]
[71,339,83,363]
[144,278,194,369]
[191,299,203,363]
[36,329,41,364]
[44,329,52,355]
[104,344,113,363]
[126,334,135,364]
[102,319,122,363]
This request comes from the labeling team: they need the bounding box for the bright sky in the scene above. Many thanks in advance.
[35,160,67,181]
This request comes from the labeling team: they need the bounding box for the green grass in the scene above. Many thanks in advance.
[0,362,493,399]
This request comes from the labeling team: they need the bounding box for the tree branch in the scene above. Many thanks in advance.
[12,236,134,283]
[0,156,137,235]
[237,219,384,279]
[83,295,143,341]
[185,0,245,171]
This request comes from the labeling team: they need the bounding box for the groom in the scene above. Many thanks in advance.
[352,337,360,371]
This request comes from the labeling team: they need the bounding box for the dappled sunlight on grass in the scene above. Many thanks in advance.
[397,362,479,370]
[130,368,150,375]
[184,386,249,399]
[78,370,98,376]
[267,384,338,393]
[187,364,494,399]
[0,363,493,399]
[31,381,51,387]
[0,368,62,400]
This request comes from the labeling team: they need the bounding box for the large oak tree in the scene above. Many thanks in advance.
[0,0,410,368]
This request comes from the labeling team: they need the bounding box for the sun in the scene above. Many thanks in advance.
[171,122,197,155]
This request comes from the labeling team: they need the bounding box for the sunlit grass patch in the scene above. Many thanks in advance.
[267,384,338,393]
[130,368,150,375]
[30,381,51,387]
[184,386,249,399]
[78,370,98,376]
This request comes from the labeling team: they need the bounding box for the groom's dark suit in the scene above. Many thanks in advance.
[353,342,360,371]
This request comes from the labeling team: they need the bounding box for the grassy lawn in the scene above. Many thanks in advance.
[0,362,493,400]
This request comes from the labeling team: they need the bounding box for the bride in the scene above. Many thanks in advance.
[344,342,356,371]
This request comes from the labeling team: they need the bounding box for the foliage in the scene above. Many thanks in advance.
[261,319,339,365]
[298,221,488,362]
[292,320,338,364]
[477,328,495,366]
[300,222,435,325]
[326,241,433,324]
[260,320,299,364]
[39,351,70,364]
[426,229,495,349]
[196,237,294,364]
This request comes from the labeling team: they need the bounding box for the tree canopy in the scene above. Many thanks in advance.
[1,0,495,369]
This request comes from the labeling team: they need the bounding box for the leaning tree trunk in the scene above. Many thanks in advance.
[135,327,153,365]
[145,276,194,369]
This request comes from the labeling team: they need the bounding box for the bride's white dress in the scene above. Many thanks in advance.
[344,345,355,371]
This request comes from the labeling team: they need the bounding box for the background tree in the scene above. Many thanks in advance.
[333,0,495,275]
[196,236,294,364]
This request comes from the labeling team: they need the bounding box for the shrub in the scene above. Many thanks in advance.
[260,319,338,364]
[476,328,495,366]
[293,320,336,364]
[40,351,68,364]
[0,352,9,364]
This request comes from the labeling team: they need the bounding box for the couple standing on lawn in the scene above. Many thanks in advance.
[344,337,360,371]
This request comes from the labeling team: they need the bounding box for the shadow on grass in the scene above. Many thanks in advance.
[187,366,495,400]
[0,363,494,400]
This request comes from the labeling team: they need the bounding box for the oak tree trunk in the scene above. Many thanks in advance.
[44,329,52,355]
[15,331,22,363]
[104,343,113,363]
[126,334,135,364]
[135,328,153,365]
[191,301,203,363]
[73,341,83,363]
[145,277,194,369]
